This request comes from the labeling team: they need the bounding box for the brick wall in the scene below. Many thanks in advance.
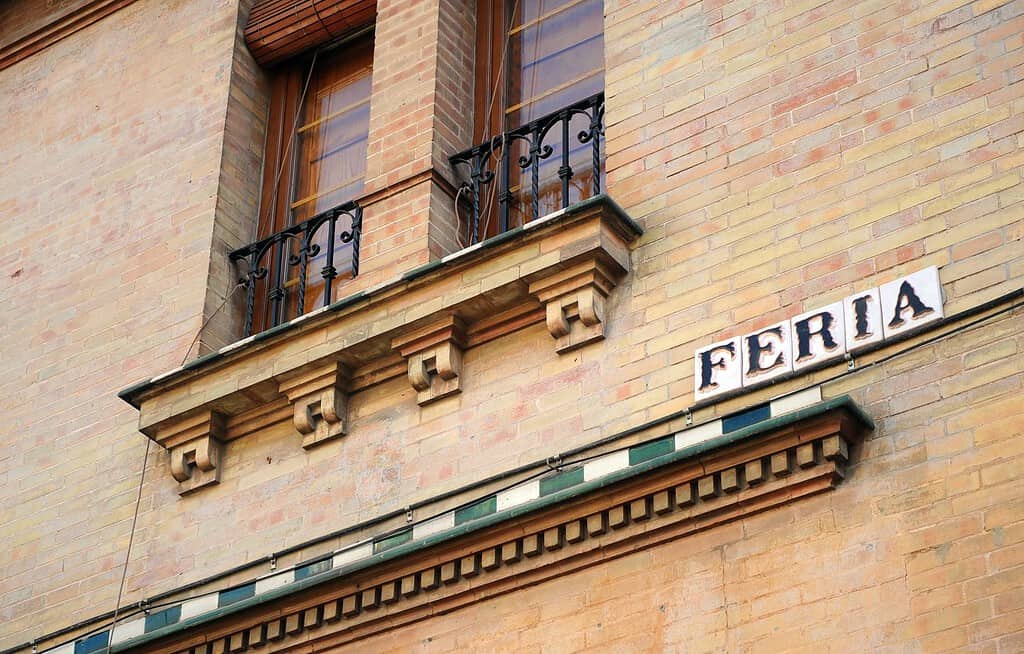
[316,310,1022,653]
[0,0,248,646]
[197,0,270,354]
[2,0,1022,651]
[355,0,475,288]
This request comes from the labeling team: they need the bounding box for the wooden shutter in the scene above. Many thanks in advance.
[244,0,376,66]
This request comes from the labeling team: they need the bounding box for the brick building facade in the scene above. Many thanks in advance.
[1,0,1022,653]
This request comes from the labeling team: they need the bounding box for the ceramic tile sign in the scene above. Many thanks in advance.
[695,266,943,402]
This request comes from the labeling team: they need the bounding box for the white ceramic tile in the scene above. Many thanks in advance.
[180,593,219,620]
[880,266,944,338]
[150,366,184,383]
[219,334,257,354]
[412,512,455,539]
[770,386,822,416]
[741,321,793,386]
[523,207,566,230]
[843,287,883,352]
[694,336,743,401]
[254,571,292,595]
[583,450,630,481]
[111,617,146,643]
[791,302,846,371]
[496,479,540,510]
[333,541,373,567]
[442,242,482,263]
[674,420,723,450]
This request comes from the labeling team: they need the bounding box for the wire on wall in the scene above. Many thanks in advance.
[103,438,151,654]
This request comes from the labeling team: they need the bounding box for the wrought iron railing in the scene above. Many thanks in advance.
[449,92,605,244]
[230,201,362,337]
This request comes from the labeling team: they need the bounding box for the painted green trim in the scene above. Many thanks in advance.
[562,193,643,235]
[325,290,367,313]
[113,395,868,652]
[722,403,771,432]
[401,260,444,280]
[628,436,674,465]
[373,528,413,553]
[116,380,150,408]
[539,467,584,496]
[454,496,497,525]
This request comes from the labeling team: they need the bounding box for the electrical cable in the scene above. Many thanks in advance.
[13,292,1021,654]
[103,438,151,654]
[180,281,247,365]
[92,42,325,654]
[477,0,521,239]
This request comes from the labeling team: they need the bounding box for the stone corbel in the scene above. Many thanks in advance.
[157,411,226,496]
[277,361,351,449]
[392,317,466,406]
[528,256,624,354]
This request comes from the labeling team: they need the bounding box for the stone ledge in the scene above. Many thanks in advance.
[118,195,641,490]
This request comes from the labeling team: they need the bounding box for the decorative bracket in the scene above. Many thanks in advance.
[157,411,226,495]
[392,317,466,406]
[528,257,623,354]
[278,361,351,449]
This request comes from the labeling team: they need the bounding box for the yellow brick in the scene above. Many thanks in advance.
[844,120,935,163]
[848,197,900,228]
[864,142,914,173]
[663,88,705,116]
[764,0,831,26]
[924,208,1020,252]
[933,97,987,128]
[850,217,947,260]
[923,174,1021,217]
[903,0,974,28]
[928,39,977,68]
[917,105,1011,151]
[897,183,943,211]
[944,164,993,192]
[933,69,980,97]
[972,0,1016,14]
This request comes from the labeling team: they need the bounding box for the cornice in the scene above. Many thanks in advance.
[0,0,138,72]
[113,399,870,654]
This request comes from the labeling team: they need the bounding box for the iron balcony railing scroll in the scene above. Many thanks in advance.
[449,92,605,244]
[230,201,362,337]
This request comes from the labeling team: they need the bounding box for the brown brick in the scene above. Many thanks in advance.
[586,512,608,536]
[341,594,360,616]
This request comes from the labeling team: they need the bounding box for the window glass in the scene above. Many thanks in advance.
[292,49,372,223]
[469,0,604,240]
[251,37,373,333]
[507,0,604,126]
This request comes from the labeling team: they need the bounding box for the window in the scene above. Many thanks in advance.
[461,0,604,241]
[241,36,373,335]
[475,0,604,137]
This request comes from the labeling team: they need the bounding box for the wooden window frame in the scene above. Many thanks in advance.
[248,34,374,334]
[470,0,605,240]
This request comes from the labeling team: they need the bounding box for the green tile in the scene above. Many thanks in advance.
[628,436,674,465]
[723,403,770,432]
[373,528,413,553]
[294,558,332,580]
[539,467,584,496]
[218,583,255,607]
[144,605,181,632]
[74,632,108,654]
[454,496,497,525]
